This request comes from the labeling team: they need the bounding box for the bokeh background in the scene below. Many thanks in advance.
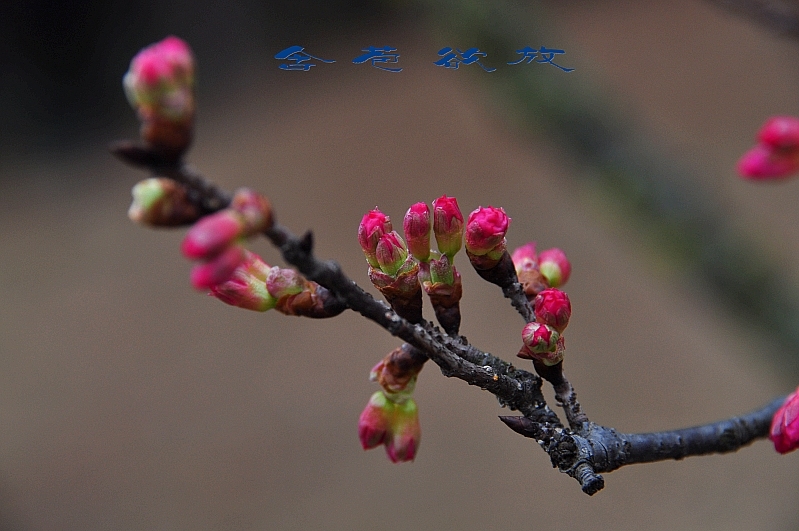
[2,1,799,529]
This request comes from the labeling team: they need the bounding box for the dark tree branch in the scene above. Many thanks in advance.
[113,146,784,496]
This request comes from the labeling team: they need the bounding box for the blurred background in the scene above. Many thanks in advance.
[2,0,799,529]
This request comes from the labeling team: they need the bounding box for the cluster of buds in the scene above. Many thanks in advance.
[738,116,799,180]
[208,250,342,318]
[358,344,424,462]
[181,188,273,289]
[511,242,571,299]
[358,196,466,330]
[770,385,799,454]
[123,36,196,161]
[518,288,572,366]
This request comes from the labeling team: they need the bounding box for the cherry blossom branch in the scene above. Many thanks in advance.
[113,142,784,495]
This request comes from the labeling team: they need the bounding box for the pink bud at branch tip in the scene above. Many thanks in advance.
[758,116,799,151]
[358,209,392,268]
[534,288,571,333]
[519,322,562,366]
[770,386,799,454]
[375,231,409,277]
[465,206,510,257]
[511,242,538,274]
[190,244,246,290]
[737,144,799,181]
[404,202,431,262]
[432,195,464,258]
[538,248,571,288]
[181,210,245,260]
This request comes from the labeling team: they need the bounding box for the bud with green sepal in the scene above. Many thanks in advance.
[432,195,463,260]
[128,178,200,227]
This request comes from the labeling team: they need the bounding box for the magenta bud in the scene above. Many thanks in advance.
[181,210,245,260]
[404,202,431,262]
[770,386,799,454]
[758,116,799,151]
[519,323,561,365]
[538,248,571,288]
[465,206,510,257]
[534,288,571,333]
[358,208,393,268]
[375,231,409,277]
[209,250,276,311]
[432,195,464,259]
[123,36,195,123]
[265,267,305,299]
[511,242,538,275]
[358,391,392,450]
[386,398,420,463]
[737,144,799,180]
[189,244,246,290]
[230,188,274,235]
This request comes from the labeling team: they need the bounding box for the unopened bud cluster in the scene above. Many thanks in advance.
[358,344,424,463]
[124,36,196,160]
[181,188,273,290]
[738,116,799,180]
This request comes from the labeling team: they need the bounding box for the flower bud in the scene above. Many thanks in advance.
[465,206,510,258]
[538,248,571,288]
[265,266,305,299]
[230,188,274,235]
[432,195,463,259]
[511,242,538,275]
[358,391,392,450]
[358,209,392,268]
[534,288,571,333]
[737,144,799,180]
[519,322,562,365]
[770,386,799,454]
[123,36,195,159]
[189,244,246,290]
[375,231,409,277]
[123,36,195,123]
[386,398,420,463]
[181,210,245,260]
[128,178,199,227]
[403,202,431,262]
[758,116,799,151]
[209,250,277,311]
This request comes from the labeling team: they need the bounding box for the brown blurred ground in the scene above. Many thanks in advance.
[1,3,799,530]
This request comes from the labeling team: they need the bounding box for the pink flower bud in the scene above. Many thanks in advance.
[358,209,392,268]
[375,231,409,277]
[230,188,273,235]
[770,386,799,454]
[181,210,245,260]
[534,288,571,333]
[737,144,799,180]
[511,242,538,275]
[386,398,420,463]
[519,322,562,365]
[265,266,305,299]
[758,116,799,151]
[538,248,571,288]
[465,206,510,257]
[128,178,199,227]
[403,202,431,262]
[209,250,276,311]
[358,391,392,450]
[123,36,195,122]
[432,195,463,258]
[189,244,246,290]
